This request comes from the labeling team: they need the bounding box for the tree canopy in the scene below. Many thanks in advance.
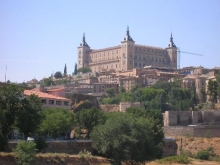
[77,67,91,74]
[54,71,62,79]
[91,109,163,163]
[75,107,106,138]
[0,85,44,150]
[15,94,43,139]
[74,63,78,75]
[0,85,23,138]
[40,108,74,138]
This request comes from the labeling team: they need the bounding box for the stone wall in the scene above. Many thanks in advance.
[119,102,141,112]
[162,138,177,157]
[164,126,194,137]
[99,104,119,112]
[164,125,220,138]
[8,140,93,154]
[164,110,220,126]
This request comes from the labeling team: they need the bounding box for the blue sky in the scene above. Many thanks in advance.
[0,0,220,83]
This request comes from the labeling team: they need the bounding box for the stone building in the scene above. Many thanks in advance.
[77,27,178,72]
[182,67,220,103]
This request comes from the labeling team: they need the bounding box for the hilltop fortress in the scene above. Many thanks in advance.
[77,27,178,72]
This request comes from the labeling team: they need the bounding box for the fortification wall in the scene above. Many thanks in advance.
[164,126,194,137]
[164,110,220,126]
[164,125,220,138]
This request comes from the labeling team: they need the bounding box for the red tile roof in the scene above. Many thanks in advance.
[24,90,70,101]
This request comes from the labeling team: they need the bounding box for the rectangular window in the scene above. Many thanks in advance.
[42,99,47,104]
[56,101,62,105]
[64,101,69,106]
[49,100,54,104]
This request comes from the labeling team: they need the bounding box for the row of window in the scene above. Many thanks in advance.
[90,50,119,58]
[42,99,69,106]
[135,47,166,54]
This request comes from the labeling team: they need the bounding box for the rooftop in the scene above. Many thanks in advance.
[24,90,70,101]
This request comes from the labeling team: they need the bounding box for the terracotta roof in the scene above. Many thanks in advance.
[24,90,70,101]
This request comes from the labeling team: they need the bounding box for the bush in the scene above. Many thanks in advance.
[34,137,48,153]
[14,141,37,165]
[0,133,8,151]
[196,149,210,160]
[157,150,190,164]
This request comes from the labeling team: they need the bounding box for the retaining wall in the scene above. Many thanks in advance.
[164,125,220,138]
[7,140,93,154]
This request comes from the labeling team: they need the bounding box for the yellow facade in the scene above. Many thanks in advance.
[78,27,177,73]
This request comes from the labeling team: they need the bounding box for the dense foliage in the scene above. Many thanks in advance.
[54,71,62,79]
[14,141,37,165]
[77,67,91,73]
[90,108,164,163]
[100,79,199,111]
[40,107,74,138]
[207,79,219,103]
[75,107,106,138]
[15,94,42,139]
[0,85,42,150]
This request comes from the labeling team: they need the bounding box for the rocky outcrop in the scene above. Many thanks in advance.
[71,93,100,113]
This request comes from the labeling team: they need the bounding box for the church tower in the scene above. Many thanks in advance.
[77,33,91,69]
[166,33,177,69]
[121,26,135,71]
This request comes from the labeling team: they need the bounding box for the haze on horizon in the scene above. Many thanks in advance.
[0,0,220,83]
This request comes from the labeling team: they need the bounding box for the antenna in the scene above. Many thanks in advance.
[5,65,7,83]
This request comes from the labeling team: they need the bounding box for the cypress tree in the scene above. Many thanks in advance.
[74,63,77,75]
[64,64,67,77]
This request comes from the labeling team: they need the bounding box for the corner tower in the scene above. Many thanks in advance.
[121,26,135,71]
[166,33,177,69]
[77,33,91,69]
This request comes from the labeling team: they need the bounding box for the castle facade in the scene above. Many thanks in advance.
[77,27,177,73]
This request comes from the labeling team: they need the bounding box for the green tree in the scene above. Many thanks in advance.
[74,63,78,75]
[15,94,43,140]
[14,141,37,165]
[41,78,55,87]
[215,73,220,97]
[75,107,106,138]
[105,87,115,97]
[77,67,91,74]
[64,63,67,77]
[207,79,218,103]
[40,108,74,139]
[0,85,24,150]
[125,108,164,150]
[119,86,126,93]
[54,71,62,79]
[91,112,158,163]
[152,80,172,95]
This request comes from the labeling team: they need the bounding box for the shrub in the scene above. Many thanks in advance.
[34,137,48,153]
[196,149,210,160]
[79,149,91,158]
[0,133,8,151]
[157,150,190,164]
[205,130,211,138]
[14,141,37,165]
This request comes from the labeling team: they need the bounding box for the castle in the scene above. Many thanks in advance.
[77,27,178,73]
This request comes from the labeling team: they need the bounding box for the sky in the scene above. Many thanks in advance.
[0,0,220,83]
